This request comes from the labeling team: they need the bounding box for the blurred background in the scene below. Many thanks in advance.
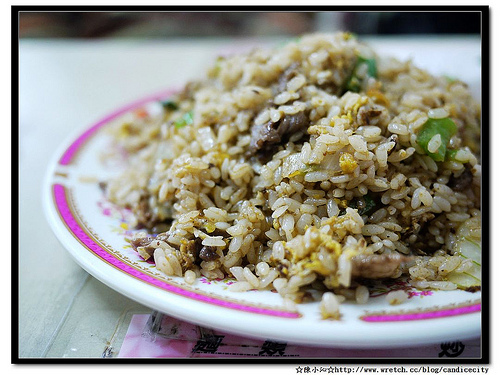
[19,11,481,39]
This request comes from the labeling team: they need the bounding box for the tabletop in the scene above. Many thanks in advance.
[18,35,482,360]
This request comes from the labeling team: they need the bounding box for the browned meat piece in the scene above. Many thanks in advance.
[129,235,157,261]
[351,253,411,279]
[276,62,300,93]
[249,120,281,152]
[129,232,169,252]
[249,111,309,153]
[199,246,220,261]
[133,196,156,229]
[281,111,309,134]
[130,235,155,251]
[179,238,202,269]
[131,234,202,270]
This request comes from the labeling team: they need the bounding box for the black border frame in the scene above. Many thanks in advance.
[13,5,490,366]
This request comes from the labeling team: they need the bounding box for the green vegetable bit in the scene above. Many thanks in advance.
[345,77,361,93]
[339,194,377,216]
[444,75,458,83]
[345,55,378,93]
[358,56,378,78]
[416,117,458,162]
[160,100,179,111]
[348,194,377,216]
[174,111,194,129]
[445,149,459,161]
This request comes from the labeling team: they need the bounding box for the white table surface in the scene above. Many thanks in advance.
[18,35,482,359]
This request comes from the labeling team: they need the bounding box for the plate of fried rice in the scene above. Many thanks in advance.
[44,33,482,348]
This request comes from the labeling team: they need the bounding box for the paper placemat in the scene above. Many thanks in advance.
[117,313,481,358]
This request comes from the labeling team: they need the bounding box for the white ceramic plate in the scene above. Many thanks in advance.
[43,41,482,349]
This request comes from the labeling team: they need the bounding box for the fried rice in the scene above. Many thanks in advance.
[103,33,481,318]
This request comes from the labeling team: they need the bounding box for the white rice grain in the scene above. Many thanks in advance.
[184,270,197,284]
[355,285,370,304]
[202,236,226,247]
[386,290,408,305]
[428,107,449,119]
[320,292,341,319]
[427,134,442,153]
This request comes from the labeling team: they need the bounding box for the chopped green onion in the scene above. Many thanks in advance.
[345,76,361,93]
[161,100,179,111]
[444,75,458,83]
[174,111,193,129]
[345,55,378,93]
[358,56,378,78]
[416,117,458,162]
[360,195,377,216]
[348,194,377,216]
[445,149,459,161]
[340,194,378,216]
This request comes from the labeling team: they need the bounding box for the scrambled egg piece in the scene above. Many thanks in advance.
[339,152,358,174]
[279,223,366,289]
